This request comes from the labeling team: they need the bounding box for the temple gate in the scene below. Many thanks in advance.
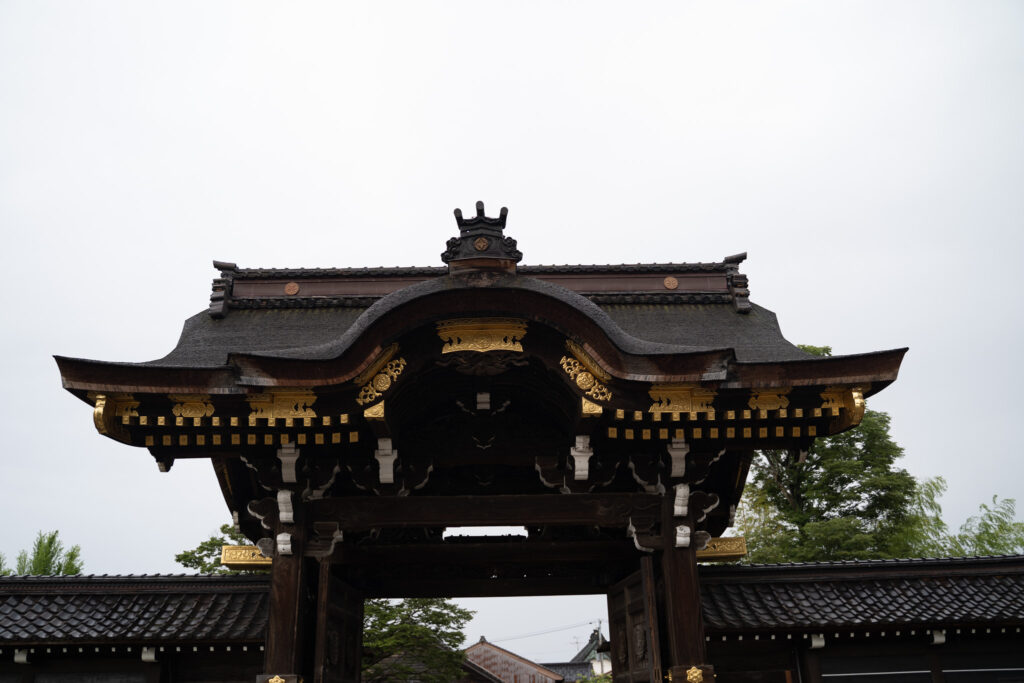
[57,203,905,682]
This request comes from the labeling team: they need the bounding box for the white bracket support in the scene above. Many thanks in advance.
[695,493,720,523]
[675,525,691,548]
[277,489,294,525]
[693,448,726,485]
[476,392,491,411]
[626,518,654,553]
[667,438,689,478]
[276,532,293,556]
[278,443,299,484]
[376,438,397,485]
[931,629,946,646]
[570,435,592,481]
[325,528,344,555]
[673,484,690,517]
[14,649,28,664]
[810,634,825,650]
[141,646,157,662]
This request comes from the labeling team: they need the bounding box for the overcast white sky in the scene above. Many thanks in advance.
[2,1,1022,662]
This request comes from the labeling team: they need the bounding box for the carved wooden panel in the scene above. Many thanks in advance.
[607,558,662,683]
[315,565,364,683]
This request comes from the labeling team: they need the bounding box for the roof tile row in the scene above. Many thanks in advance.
[2,558,1021,644]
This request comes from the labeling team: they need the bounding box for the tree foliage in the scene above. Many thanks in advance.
[0,531,83,576]
[362,598,475,683]
[175,524,263,574]
[176,528,472,681]
[737,344,1024,562]
[895,476,1024,556]
[739,408,916,562]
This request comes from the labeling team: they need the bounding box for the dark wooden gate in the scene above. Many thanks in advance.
[607,557,662,683]
[314,563,364,683]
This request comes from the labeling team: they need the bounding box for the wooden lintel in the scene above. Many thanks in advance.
[306,493,663,531]
[362,576,621,599]
[324,539,639,565]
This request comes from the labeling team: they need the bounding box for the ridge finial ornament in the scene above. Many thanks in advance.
[443,201,521,271]
[454,200,508,230]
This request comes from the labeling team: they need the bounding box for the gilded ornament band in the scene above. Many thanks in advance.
[436,318,528,353]
[248,390,318,420]
[648,384,716,416]
[220,545,272,568]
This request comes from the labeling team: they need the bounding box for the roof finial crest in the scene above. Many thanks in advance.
[443,201,521,273]
[453,201,508,232]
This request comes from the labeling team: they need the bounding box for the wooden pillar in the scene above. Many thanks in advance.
[660,497,713,682]
[262,520,314,681]
[797,646,822,683]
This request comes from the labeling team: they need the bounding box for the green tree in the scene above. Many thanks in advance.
[737,344,917,562]
[176,530,474,681]
[0,531,84,575]
[737,345,1024,562]
[894,476,1024,556]
[739,408,916,562]
[362,598,475,683]
[576,674,613,683]
[175,524,263,574]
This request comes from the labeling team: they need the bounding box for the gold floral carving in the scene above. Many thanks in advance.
[696,536,747,562]
[821,385,867,428]
[220,545,272,568]
[248,390,317,419]
[581,398,603,416]
[436,318,527,354]
[560,356,613,402]
[564,341,611,383]
[356,359,407,406]
[352,344,400,386]
[90,393,138,444]
[364,402,385,420]
[748,389,790,412]
[170,394,215,418]
[268,677,286,683]
[686,667,704,683]
[648,384,716,415]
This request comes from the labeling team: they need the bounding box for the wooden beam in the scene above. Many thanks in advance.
[306,493,663,531]
[328,539,638,565]
[361,576,620,598]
